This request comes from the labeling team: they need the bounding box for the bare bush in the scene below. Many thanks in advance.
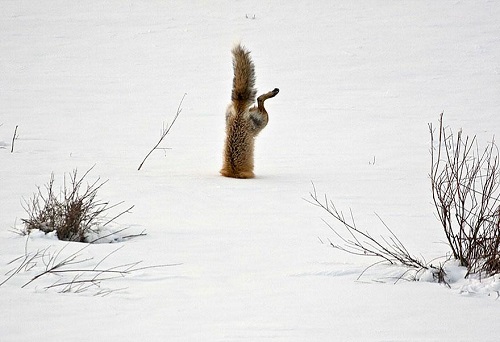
[21,167,134,242]
[430,113,500,276]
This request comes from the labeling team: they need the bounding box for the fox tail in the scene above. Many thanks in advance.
[231,44,256,112]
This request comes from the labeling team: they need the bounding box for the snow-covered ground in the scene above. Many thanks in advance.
[1,1,499,341]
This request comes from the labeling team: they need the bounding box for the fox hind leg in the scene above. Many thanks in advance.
[258,88,279,103]
[249,88,279,134]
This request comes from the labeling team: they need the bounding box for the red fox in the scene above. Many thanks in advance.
[220,44,279,179]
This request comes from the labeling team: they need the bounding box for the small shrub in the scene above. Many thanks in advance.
[21,167,133,242]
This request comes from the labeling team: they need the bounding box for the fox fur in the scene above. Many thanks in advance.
[220,44,279,179]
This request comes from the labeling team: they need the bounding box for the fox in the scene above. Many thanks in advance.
[220,44,279,179]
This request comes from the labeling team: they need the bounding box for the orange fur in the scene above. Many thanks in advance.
[220,44,279,179]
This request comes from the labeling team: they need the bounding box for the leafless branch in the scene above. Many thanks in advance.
[138,93,187,170]
[10,125,18,153]
[307,182,449,284]
[1,238,180,296]
[308,184,429,271]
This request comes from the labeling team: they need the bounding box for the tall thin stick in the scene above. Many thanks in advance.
[11,125,18,153]
[138,93,187,171]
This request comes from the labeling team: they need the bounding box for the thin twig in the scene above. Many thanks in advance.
[138,93,187,170]
[11,125,18,153]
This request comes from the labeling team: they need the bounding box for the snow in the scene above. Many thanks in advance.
[1,1,499,341]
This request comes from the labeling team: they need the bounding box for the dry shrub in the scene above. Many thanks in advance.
[21,167,133,242]
[430,113,500,276]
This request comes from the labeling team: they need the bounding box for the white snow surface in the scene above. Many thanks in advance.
[1,1,499,341]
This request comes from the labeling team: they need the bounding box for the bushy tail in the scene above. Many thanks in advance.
[231,44,256,111]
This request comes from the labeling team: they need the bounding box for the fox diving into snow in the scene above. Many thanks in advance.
[220,44,279,179]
